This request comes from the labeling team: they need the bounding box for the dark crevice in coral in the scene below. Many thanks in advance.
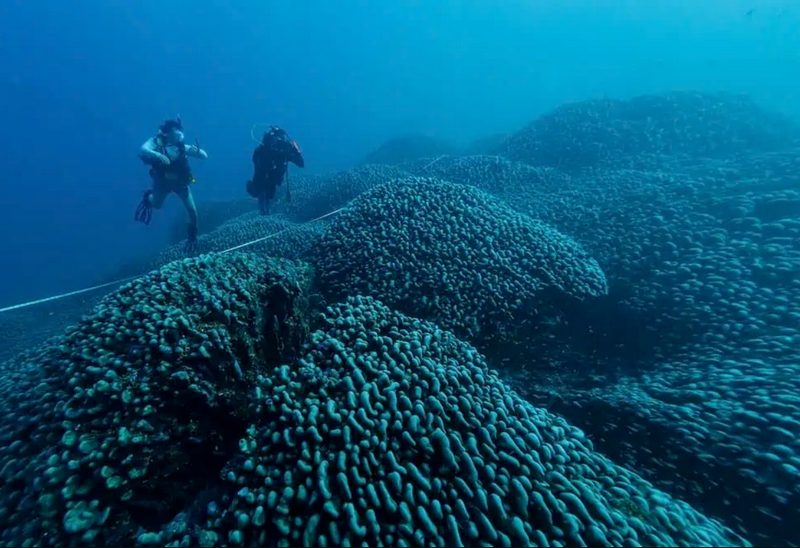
[113,398,250,536]
[259,278,313,368]
[115,265,318,539]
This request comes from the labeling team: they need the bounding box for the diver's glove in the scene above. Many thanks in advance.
[135,190,154,224]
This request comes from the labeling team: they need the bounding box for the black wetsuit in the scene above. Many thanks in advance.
[247,134,304,213]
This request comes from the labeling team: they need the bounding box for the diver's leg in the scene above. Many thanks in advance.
[135,180,167,224]
[177,186,199,241]
[267,181,278,202]
[149,184,169,209]
[261,181,278,214]
[258,187,269,215]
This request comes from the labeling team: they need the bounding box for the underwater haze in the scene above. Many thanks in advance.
[0,1,799,547]
[1,0,799,305]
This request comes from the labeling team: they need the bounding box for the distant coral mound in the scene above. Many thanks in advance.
[502,91,800,171]
[401,154,571,197]
[273,165,410,222]
[362,133,457,165]
[462,132,509,156]
[157,213,324,267]
[168,198,255,245]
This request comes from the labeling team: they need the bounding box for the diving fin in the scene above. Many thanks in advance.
[135,190,153,225]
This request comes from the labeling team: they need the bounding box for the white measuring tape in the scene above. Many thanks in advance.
[218,207,344,254]
[420,155,447,172]
[0,277,142,314]
[0,207,345,314]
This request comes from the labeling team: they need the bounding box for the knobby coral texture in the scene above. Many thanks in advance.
[0,284,747,547]
[0,91,798,547]
[312,177,607,344]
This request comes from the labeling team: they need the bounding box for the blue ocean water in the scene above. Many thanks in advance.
[0,1,798,546]
[1,0,798,306]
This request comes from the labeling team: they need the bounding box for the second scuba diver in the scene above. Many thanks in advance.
[247,126,304,214]
[135,117,208,246]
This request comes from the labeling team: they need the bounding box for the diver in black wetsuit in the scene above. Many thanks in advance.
[135,118,208,245]
[247,126,304,214]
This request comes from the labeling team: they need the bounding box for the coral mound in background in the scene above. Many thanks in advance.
[157,213,325,268]
[501,91,800,171]
[361,133,457,165]
[272,165,411,222]
[167,199,255,245]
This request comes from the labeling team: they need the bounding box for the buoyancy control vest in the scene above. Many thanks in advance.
[146,136,194,185]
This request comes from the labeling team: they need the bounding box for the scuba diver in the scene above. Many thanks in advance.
[247,126,304,214]
[135,117,208,246]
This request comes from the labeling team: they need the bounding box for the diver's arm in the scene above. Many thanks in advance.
[287,141,305,168]
[185,144,208,159]
[139,138,170,164]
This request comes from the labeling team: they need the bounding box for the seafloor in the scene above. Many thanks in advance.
[0,91,798,547]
